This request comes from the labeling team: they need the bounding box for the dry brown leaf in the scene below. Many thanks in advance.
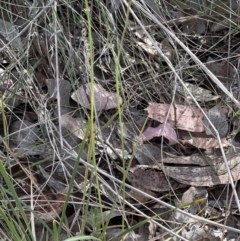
[145,103,206,132]
[60,114,88,140]
[0,18,23,52]
[163,154,240,186]
[10,119,47,155]
[137,221,155,241]
[181,222,220,240]
[206,57,234,82]
[203,105,228,137]
[131,22,175,60]
[141,123,178,145]
[21,193,66,224]
[134,154,240,195]
[182,18,206,35]
[136,41,157,56]
[46,79,71,106]
[135,144,164,165]
[38,166,66,193]
[136,39,175,61]
[179,130,230,149]
[174,81,219,102]
[127,186,157,203]
[105,229,138,241]
[210,16,239,32]
[181,187,208,208]
[158,39,176,61]
[128,166,183,192]
[125,166,186,202]
[215,0,238,14]
[182,136,230,149]
[158,154,230,166]
[174,187,208,223]
[71,83,122,111]
[100,180,126,203]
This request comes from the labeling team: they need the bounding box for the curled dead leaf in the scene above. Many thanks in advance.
[145,103,206,132]
[142,124,178,145]
[71,83,122,111]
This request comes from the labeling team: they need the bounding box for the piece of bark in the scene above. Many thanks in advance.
[152,153,238,167]
[136,153,240,186]
[164,155,240,186]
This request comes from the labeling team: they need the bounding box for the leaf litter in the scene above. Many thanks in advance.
[71,83,122,111]
[1,0,240,240]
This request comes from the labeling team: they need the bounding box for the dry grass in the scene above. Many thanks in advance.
[0,0,239,240]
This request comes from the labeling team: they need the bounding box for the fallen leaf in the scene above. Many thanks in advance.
[141,124,178,145]
[10,119,46,155]
[203,105,228,137]
[127,166,183,192]
[181,222,220,240]
[87,210,123,225]
[182,136,230,149]
[158,39,175,61]
[117,165,185,203]
[181,187,208,215]
[163,154,240,186]
[135,39,175,61]
[61,127,88,161]
[134,221,151,241]
[60,114,88,140]
[158,153,230,166]
[174,82,219,102]
[96,123,132,160]
[182,18,206,35]
[46,79,71,106]
[215,0,238,14]
[174,187,208,223]
[21,193,66,224]
[145,103,206,132]
[139,153,240,186]
[210,16,239,32]
[38,166,67,193]
[0,77,14,96]
[206,57,234,82]
[127,186,158,203]
[0,18,23,52]
[135,144,164,165]
[179,130,230,149]
[105,229,138,241]
[100,180,126,203]
[71,83,122,111]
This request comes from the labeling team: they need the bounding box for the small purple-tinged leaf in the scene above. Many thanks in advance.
[142,124,178,145]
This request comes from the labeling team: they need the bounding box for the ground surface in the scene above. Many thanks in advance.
[0,1,240,241]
